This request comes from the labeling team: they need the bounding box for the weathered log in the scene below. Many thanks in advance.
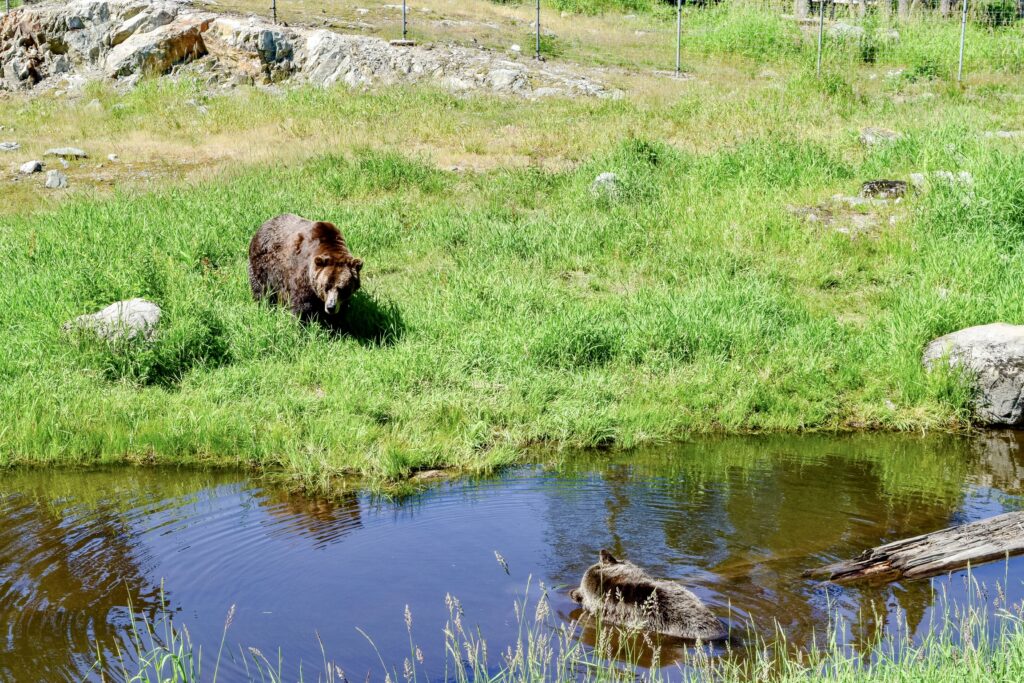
[804,511,1024,584]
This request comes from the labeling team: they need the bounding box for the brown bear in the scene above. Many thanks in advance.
[570,550,728,642]
[248,213,363,327]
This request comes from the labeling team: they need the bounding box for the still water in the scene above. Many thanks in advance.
[1,433,1023,682]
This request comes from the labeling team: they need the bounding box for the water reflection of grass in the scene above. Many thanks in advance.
[543,433,976,505]
[101,575,1024,683]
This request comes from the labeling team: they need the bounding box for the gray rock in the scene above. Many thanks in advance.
[65,298,161,342]
[923,323,1024,426]
[44,170,68,189]
[46,147,88,159]
[860,127,901,147]
[591,172,620,198]
[19,160,43,174]
[0,141,20,152]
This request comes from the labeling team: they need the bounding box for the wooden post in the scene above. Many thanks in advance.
[805,511,1024,584]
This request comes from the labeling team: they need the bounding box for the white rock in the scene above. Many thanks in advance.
[591,172,620,198]
[65,298,162,342]
[19,160,43,174]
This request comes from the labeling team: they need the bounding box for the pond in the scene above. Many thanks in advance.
[1,433,1022,681]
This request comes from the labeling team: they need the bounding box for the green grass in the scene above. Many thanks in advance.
[2,2,1024,484]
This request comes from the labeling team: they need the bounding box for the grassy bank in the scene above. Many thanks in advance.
[2,78,1023,482]
[2,0,1024,483]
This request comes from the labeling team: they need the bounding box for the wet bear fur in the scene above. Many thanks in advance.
[249,214,363,327]
[570,550,727,641]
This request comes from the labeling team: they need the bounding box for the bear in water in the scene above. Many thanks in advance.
[249,214,363,327]
[570,550,728,642]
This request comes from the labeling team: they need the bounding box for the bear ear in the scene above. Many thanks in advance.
[351,258,363,273]
[599,549,620,565]
[314,255,330,268]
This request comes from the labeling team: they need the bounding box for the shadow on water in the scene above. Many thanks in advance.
[1,432,1023,680]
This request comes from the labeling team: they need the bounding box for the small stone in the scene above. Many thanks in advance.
[591,172,620,198]
[510,43,521,53]
[46,147,88,159]
[108,153,119,162]
[0,141,20,152]
[19,160,43,175]
[44,170,68,189]
[859,127,901,147]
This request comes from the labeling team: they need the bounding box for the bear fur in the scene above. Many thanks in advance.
[570,550,727,641]
[249,213,363,326]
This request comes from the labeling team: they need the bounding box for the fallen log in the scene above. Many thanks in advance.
[804,511,1024,584]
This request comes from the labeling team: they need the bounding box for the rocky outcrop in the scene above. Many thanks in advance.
[923,323,1024,426]
[0,0,615,98]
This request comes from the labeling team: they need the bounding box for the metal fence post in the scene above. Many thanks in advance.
[816,0,825,76]
[957,0,968,82]
[535,0,541,60]
[270,0,276,24]
[403,0,408,41]
[675,0,682,76]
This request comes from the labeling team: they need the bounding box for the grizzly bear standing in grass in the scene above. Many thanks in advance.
[249,214,363,328]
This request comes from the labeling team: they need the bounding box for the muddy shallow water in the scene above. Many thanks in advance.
[1,433,1023,682]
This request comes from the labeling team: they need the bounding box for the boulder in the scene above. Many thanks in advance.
[0,141,20,152]
[44,169,67,188]
[923,323,1024,426]
[19,159,43,174]
[65,298,161,341]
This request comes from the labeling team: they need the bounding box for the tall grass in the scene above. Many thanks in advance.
[97,573,1024,683]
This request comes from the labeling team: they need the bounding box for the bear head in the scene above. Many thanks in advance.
[310,252,363,315]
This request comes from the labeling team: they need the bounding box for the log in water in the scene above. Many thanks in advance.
[805,511,1024,584]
